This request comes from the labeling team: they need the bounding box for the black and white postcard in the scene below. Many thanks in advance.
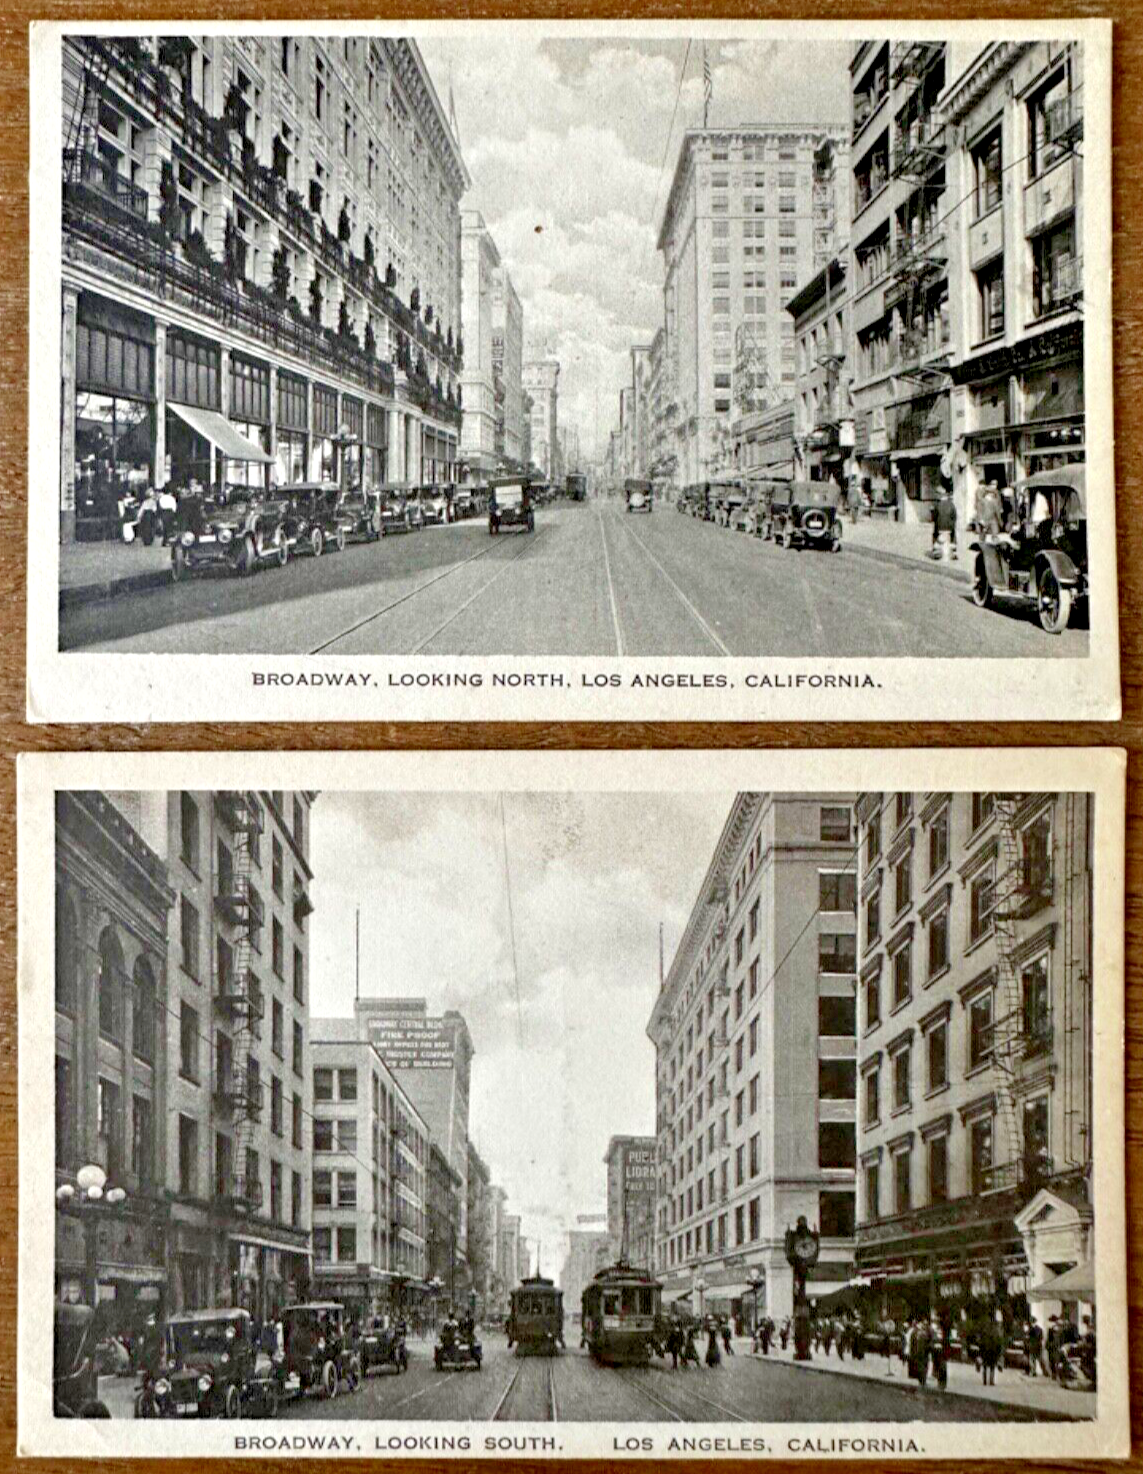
[27,19,1117,721]
[17,748,1128,1457]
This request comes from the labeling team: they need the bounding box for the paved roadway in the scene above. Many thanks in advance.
[59,502,1088,658]
[278,1332,1056,1424]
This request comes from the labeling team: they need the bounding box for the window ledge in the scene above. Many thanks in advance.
[925,859,951,890]
[890,1101,913,1119]
[179,1070,201,1087]
[924,1081,950,1102]
[971,331,1006,352]
[964,928,994,959]
[965,1058,993,1081]
[925,963,951,988]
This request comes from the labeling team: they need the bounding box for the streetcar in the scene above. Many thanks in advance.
[506,1275,565,1356]
[566,471,588,502]
[581,1263,662,1365]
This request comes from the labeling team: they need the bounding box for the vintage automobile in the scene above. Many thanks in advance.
[147,1308,266,1419]
[277,1302,362,1401]
[745,479,788,540]
[970,466,1086,635]
[281,483,352,557]
[171,488,289,580]
[405,492,427,530]
[120,486,180,546]
[452,487,476,521]
[488,477,535,534]
[434,1316,482,1371]
[335,487,382,543]
[417,487,449,525]
[714,488,747,528]
[378,486,413,535]
[54,1302,111,1418]
[359,1317,409,1376]
[770,480,844,552]
[625,478,653,514]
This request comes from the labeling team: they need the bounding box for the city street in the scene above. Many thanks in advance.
[59,503,1087,659]
[271,1332,1060,1424]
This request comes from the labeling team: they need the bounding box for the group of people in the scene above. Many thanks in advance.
[654,1315,735,1370]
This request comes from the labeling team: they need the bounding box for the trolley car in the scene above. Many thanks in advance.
[507,1275,565,1356]
[581,1263,662,1365]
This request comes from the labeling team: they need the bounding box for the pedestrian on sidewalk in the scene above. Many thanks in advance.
[779,1317,790,1352]
[666,1321,683,1370]
[705,1322,722,1368]
[683,1324,700,1368]
[721,1319,735,1356]
[979,1318,1003,1387]
[1026,1318,1043,1378]
[906,1319,930,1389]
[929,1317,948,1390]
[760,1316,773,1355]
[930,487,958,560]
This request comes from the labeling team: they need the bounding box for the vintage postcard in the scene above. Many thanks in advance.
[27,18,1117,722]
[18,748,1128,1458]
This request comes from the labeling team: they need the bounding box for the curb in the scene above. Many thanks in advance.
[843,538,970,585]
[60,567,172,610]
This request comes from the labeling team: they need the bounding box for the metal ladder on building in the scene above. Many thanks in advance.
[63,42,113,183]
[1059,792,1091,1176]
[985,795,1027,1190]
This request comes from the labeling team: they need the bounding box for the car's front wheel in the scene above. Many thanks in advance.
[224,1385,241,1419]
[972,553,993,609]
[171,545,187,582]
[238,534,257,576]
[1037,567,1073,635]
[275,530,288,568]
[321,1360,338,1399]
[335,526,347,553]
[370,513,381,540]
[311,528,324,558]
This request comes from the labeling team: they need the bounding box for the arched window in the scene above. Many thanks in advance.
[133,956,156,1063]
[55,890,78,1013]
[98,927,124,1042]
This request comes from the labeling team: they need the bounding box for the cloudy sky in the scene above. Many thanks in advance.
[418,32,850,462]
[310,790,733,1267]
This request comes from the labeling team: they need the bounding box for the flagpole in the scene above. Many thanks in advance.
[703,44,712,128]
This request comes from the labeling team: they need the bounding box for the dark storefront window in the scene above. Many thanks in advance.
[342,395,363,490]
[310,384,338,481]
[74,393,154,530]
[365,404,388,487]
[167,333,221,409]
[230,355,270,422]
[276,371,308,486]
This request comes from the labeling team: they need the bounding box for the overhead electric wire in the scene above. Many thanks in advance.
[499,792,524,1049]
[641,38,693,276]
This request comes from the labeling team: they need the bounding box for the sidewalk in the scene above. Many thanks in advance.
[742,1339,1096,1419]
[842,515,970,584]
[60,539,173,607]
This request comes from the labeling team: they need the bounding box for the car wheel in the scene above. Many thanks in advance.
[972,554,993,609]
[171,545,187,582]
[80,1400,112,1418]
[321,1360,338,1399]
[370,514,381,540]
[139,511,155,547]
[336,527,347,553]
[224,1385,241,1419]
[311,528,324,558]
[134,1393,155,1419]
[237,534,256,576]
[527,514,535,532]
[275,531,288,568]
[260,1383,279,1418]
[831,524,843,553]
[347,1356,362,1391]
[1037,567,1073,635]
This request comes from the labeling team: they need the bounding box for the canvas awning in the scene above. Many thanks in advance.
[1027,1261,1095,1303]
[168,403,273,463]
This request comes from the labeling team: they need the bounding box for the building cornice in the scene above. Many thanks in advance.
[939,42,1031,129]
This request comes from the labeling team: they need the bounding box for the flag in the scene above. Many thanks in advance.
[703,45,712,127]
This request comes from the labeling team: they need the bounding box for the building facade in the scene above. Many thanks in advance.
[309,1021,429,1319]
[941,42,1085,515]
[647,793,859,1325]
[730,400,796,482]
[604,1135,657,1268]
[55,792,176,1319]
[657,125,849,490]
[499,1212,522,1292]
[465,1143,494,1314]
[491,266,524,468]
[61,35,467,540]
[788,255,853,484]
[522,358,560,480]
[852,792,1093,1324]
[459,210,501,478]
[426,1141,463,1303]
[353,997,473,1292]
[560,1221,612,1317]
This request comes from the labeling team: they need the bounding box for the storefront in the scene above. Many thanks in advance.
[228,1235,311,1320]
[56,1205,168,1334]
[889,388,950,523]
[227,353,272,488]
[309,383,339,482]
[72,294,156,540]
[342,395,364,491]
[365,403,389,488]
[165,328,222,488]
[421,426,458,485]
[276,370,308,486]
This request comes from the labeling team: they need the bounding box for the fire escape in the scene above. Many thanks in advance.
[212,791,266,1214]
[983,796,1088,1206]
[63,41,114,182]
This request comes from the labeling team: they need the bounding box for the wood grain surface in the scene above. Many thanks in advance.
[0,3,1139,1472]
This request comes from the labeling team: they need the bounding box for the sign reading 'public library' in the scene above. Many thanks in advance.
[367,1017,455,1069]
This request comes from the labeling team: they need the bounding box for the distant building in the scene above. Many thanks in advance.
[604,1135,657,1269]
[560,1222,612,1314]
[459,210,503,479]
[491,267,524,467]
[731,399,796,482]
[522,358,560,480]
[427,1140,463,1302]
[466,1144,494,1313]
[788,254,852,484]
[500,1212,522,1290]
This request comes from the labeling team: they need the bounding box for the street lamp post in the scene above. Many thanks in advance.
[747,1269,765,1338]
[56,1164,127,1308]
[693,1274,706,1323]
[784,1216,821,1362]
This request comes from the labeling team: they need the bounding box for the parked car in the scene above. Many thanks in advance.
[120,487,180,546]
[150,1308,261,1419]
[746,479,788,540]
[970,465,1086,635]
[54,1303,111,1418]
[378,486,414,535]
[360,1318,409,1376]
[770,480,844,552]
[282,483,352,557]
[277,1303,362,1402]
[335,488,382,543]
[489,476,535,534]
[405,492,426,530]
[419,487,449,525]
[171,488,289,580]
[625,478,653,514]
[452,487,476,521]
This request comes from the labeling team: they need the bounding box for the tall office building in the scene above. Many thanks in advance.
[604,1135,657,1268]
[647,794,858,1326]
[656,125,849,488]
[60,35,468,541]
[491,265,525,468]
[522,358,560,480]
[459,209,503,478]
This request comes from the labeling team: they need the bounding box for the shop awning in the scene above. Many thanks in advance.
[168,403,273,463]
[1028,1261,1094,1302]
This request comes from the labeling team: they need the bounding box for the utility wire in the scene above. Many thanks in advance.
[499,792,524,1049]
[641,38,693,278]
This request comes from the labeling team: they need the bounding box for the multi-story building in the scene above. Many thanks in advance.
[731,400,796,482]
[55,792,176,1311]
[309,1020,429,1319]
[604,1135,657,1268]
[630,344,653,478]
[646,326,672,481]
[647,793,859,1326]
[488,1183,509,1314]
[941,42,1085,515]
[522,358,560,480]
[491,265,524,468]
[657,125,849,489]
[60,35,467,541]
[426,1140,463,1302]
[499,1212,522,1291]
[465,1143,494,1313]
[520,390,535,473]
[788,255,853,484]
[459,210,502,479]
[848,42,953,520]
[108,789,316,1316]
[353,997,473,1293]
[618,386,635,480]
[852,792,1093,1322]
[560,1219,612,1317]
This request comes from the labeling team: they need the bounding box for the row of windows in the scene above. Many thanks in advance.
[663,1187,854,1269]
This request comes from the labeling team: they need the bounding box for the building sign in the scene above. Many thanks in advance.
[367,1016,455,1069]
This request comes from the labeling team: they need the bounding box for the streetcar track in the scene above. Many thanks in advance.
[490,1363,524,1421]
[408,527,547,654]
[597,508,626,655]
[616,1365,749,1423]
[389,1369,460,1409]
[306,535,504,655]
[548,1358,559,1423]
[611,510,732,656]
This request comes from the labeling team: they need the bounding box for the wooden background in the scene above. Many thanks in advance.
[0,3,1139,1472]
